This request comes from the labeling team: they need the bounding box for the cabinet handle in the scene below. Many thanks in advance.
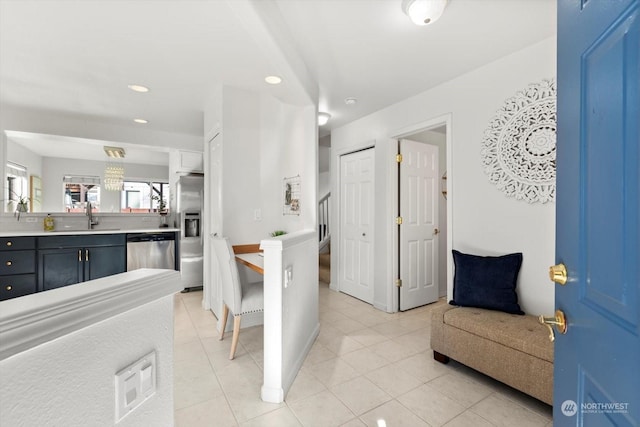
[6,241,12,247]
[78,249,82,262]
[85,249,89,262]
[5,285,12,291]
[5,261,12,266]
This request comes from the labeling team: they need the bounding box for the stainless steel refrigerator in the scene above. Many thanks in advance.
[176,174,204,291]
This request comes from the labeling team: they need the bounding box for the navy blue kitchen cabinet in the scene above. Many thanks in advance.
[0,237,37,301]
[38,234,126,291]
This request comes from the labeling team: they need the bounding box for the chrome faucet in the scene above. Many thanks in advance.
[86,201,98,229]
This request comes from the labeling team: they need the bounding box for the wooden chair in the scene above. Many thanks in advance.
[212,236,264,360]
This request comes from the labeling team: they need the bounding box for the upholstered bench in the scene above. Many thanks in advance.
[430,303,553,405]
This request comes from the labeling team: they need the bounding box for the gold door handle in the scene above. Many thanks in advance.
[5,285,12,291]
[78,249,82,262]
[539,310,567,342]
[85,249,89,262]
[5,261,12,266]
[549,263,568,285]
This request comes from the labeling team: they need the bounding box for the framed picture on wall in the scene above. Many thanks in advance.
[283,175,301,216]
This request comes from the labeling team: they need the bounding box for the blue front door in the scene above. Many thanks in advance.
[556,0,639,425]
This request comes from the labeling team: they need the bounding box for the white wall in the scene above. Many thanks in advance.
[213,86,317,245]
[203,86,318,404]
[331,37,556,315]
[6,138,43,183]
[5,138,43,213]
[0,294,176,427]
[0,105,202,152]
[203,85,317,317]
[318,145,331,199]
[5,139,169,215]
[0,104,201,218]
[261,230,319,402]
[318,171,330,200]
[40,157,168,213]
[319,144,330,173]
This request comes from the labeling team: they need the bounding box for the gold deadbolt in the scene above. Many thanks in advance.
[539,310,567,342]
[5,285,12,291]
[549,264,568,285]
[6,261,12,266]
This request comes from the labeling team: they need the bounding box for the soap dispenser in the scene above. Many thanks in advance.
[43,214,55,231]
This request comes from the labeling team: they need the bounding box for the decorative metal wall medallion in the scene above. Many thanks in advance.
[481,79,556,203]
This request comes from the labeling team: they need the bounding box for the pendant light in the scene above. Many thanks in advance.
[103,146,126,191]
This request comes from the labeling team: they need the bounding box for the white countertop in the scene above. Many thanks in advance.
[0,228,180,238]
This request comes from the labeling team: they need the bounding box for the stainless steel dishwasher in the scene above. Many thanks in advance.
[126,232,176,271]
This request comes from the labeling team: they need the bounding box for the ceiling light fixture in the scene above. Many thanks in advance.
[104,146,125,191]
[104,146,126,158]
[128,84,150,93]
[401,0,448,26]
[344,97,358,105]
[318,112,331,126]
[133,118,148,124]
[265,75,283,85]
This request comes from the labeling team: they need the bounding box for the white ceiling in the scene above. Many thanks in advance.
[0,0,556,156]
[5,131,169,166]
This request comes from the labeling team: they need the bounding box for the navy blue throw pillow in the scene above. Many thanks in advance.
[450,250,524,315]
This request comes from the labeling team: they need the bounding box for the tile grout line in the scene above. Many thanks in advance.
[175,286,552,427]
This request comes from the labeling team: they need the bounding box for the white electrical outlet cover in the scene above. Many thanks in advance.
[115,351,157,422]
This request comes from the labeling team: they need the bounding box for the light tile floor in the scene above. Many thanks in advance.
[174,283,553,427]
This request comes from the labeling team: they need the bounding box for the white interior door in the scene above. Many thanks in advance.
[399,139,439,311]
[205,133,223,318]
[339,148,374,303]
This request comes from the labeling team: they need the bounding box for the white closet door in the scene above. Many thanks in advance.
[339,148,375,304]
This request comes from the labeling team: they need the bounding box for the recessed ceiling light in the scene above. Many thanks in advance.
[345,97,358,105]
[265,75,282,85]
[128,84,150,93]
[133,118,148,124]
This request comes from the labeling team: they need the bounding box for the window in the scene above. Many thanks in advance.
[121,181,169,213]
[63,175,101,212]
[5,162,28,213]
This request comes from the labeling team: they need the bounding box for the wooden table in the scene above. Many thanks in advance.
[233,244,264,275]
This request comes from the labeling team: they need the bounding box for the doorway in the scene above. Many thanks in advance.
[203,131,222,317]
[392,116,450,311]
[397,137,442,310]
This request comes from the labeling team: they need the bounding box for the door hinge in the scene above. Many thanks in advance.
[395,279,402,288]
[396,216,403,225]
[396,153,403,163]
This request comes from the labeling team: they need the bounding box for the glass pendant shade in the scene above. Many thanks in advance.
[104,163,125,191]
[402,0,448,26]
